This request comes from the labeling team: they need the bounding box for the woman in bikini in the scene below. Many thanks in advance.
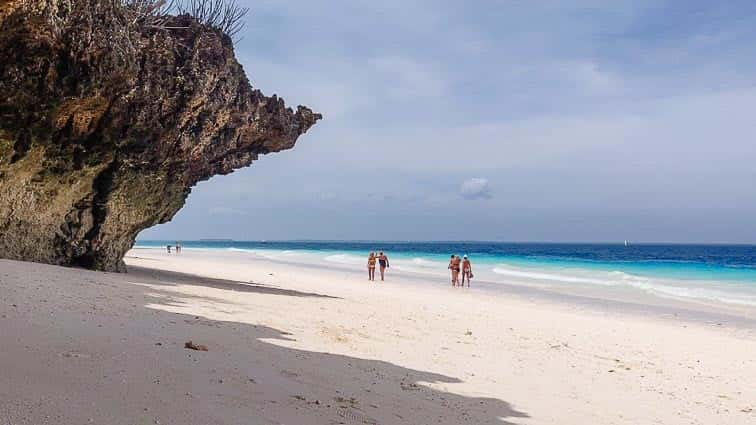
[448,255,461,286]
[461,255,473,287]
[367,252,377,281]
[377,251,389,281]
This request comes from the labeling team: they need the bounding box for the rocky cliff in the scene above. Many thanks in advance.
[0,0,320,271]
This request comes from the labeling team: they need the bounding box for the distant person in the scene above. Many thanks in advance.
[448,255,461,286]
[461,255,473,287]
[448,255,454,286]
[166,245,172,254]
[377,251,390,281]
[175,241,181,253]
[453,255,462,285]
[367,252,377,281]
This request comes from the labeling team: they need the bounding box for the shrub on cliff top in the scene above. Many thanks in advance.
[123,0,249,39]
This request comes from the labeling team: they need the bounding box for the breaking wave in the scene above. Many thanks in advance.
[324,253,366,266]
[492,264,756,306]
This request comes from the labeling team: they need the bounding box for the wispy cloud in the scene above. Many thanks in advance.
[563,61,623,95]
[460,178,492,200]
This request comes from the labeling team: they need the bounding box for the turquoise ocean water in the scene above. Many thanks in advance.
[134,241,756,308]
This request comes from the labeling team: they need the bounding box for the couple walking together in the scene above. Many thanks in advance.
[449,255,473,287]
[367,251,389,281]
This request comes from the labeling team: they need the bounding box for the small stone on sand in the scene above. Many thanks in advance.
[184,341,208,351]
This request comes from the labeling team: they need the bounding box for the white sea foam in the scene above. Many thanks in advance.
[491,266,622,286]
[492,264,756,307]
[411,258,442,267]
[621,280,756,307]
[324,253,365,266]
[224,248,304,261]
[226,247,254,253]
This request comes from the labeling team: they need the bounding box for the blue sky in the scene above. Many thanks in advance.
[140,0,756,243]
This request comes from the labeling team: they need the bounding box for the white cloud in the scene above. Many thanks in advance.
[564,61,623,95]
[460,178,492,200]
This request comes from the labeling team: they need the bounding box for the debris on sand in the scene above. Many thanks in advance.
[400,382,420,391]
[184,341,208,351]
[62,351,91,359]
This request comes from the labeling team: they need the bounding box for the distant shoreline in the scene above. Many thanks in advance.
[128,246,756,325]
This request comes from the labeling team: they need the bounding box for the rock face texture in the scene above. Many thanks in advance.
[0,0,320,271]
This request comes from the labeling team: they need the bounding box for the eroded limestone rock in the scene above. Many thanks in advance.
[0,0,320,271]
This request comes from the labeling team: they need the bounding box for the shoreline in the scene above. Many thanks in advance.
[129,247,756,329]
[1,253,754,424]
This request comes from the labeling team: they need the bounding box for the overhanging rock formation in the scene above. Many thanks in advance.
[0,0,321,271]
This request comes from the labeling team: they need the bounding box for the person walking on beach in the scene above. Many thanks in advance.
[175,241,181,254]
[166,245,172,254]
[448,255,461,286]
[367,252,377,281]
[377,251,390,281]
[461,255,473,287]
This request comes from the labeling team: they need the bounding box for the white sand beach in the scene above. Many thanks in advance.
[1,249,754,425]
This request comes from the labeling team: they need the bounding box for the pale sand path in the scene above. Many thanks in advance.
[0,250,753,424]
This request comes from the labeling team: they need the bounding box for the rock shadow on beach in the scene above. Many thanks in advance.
[0,260,528,425]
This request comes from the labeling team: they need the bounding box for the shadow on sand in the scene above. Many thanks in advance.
[128,265,341,299]
[129,267,529,425]
[1,260,528,424]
